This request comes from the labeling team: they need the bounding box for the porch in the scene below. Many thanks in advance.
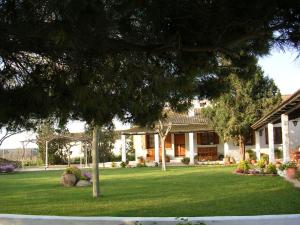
[120,124,222,165]
[252,89,300,163]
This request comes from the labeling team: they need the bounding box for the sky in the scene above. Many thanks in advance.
[1,49,299,149]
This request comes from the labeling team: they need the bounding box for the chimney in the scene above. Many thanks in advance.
[188,108,195,117]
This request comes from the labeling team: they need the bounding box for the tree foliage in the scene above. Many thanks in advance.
[0,0,299,129]
[203,67,282,160]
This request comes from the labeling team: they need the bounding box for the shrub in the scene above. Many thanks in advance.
[260,153,269,163]
[237,160,250,173]
[246,149,256,160]
[111,161,117,168]
[274,149,282,159]
[65,166,82,181]
[136,162,147,167]
[127,155,135,161]
[120,161,127,168]
[154,162,159,167]
[0,164,15,173]
[181,157,190,165]
[82,171,92,181]
[278,163,286,171]
[266,163,277,174]
[257,158,267,172]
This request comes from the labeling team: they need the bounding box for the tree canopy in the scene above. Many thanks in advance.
[203,67,282,160]
[0,0,300,128]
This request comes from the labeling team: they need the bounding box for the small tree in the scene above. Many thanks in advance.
[155,120,172,171]
[203,67,281,160]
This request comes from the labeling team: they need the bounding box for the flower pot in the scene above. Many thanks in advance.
[286,167,297,179]
[61,173,76,187]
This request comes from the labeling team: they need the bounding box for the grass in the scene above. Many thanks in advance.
[1,166,300,217]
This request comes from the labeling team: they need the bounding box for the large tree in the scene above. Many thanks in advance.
[203,67,282,160]
[0,1,300,197]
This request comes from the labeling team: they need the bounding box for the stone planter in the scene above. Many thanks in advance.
[61,173,76,187]
[76,180,92,187]
[286,167,297,179]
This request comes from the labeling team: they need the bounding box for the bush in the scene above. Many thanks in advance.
[127,154,135,161]
[0,164,15,173]
[246,149,256,160]
[111,161,117,168]
[260,153,269,163]
[266,163,277,174]
[65,166,82,181]
[120,161,127,168]
[181,157,190,165]
[82,171,92,181]
[274,149,282,159]
[136,162,147,167]
[237,160,250,173]
[257,159,267,172]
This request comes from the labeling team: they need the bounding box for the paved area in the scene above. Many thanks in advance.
[1,214,300,225]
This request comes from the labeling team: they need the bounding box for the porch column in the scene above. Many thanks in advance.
[267,123,275,163]
[224,142,229,157]
[154,134,160,162]
[189,132,195,165]
[281,114,290,162]
[255,131,261,160]
[121,135,126,162]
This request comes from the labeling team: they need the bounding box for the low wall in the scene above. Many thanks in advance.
[1,214,300,225]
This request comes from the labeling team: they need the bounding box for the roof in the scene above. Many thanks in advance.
[163,110,207,124]
[120,124,211,135]
[252,89,300,130]
[120,109,210,135]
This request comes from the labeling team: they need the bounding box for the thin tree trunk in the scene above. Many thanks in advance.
[68,148,70,166]
[239,135,246,161]
[92,125,100,198]
[161,137,166,171]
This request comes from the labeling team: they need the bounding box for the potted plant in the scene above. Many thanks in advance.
[285,161,298,179]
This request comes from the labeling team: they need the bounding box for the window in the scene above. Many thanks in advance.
[274,127,282,144]
[265,127,282,145]
[197,132,219,145]
[146,134,155,149]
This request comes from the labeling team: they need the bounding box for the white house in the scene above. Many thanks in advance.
[118,91,300,165]
[119,100,253,164]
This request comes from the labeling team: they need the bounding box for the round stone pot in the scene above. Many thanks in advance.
[286,167,297,179]
[61,173,76,187]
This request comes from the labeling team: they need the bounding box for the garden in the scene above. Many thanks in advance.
[1,166,300,216]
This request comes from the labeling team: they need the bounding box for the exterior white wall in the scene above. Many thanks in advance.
[133,135,146,160]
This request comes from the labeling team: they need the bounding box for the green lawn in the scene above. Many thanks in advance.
[1,166,300,217]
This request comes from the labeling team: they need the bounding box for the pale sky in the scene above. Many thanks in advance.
[1,49,300,149]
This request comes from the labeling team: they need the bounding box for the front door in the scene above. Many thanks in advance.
[174,134,186,157]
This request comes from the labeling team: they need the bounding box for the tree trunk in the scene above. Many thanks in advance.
[239,135,246,161]
[160,137,166,171]
[68,147,71,167]
[92,125,100,198]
